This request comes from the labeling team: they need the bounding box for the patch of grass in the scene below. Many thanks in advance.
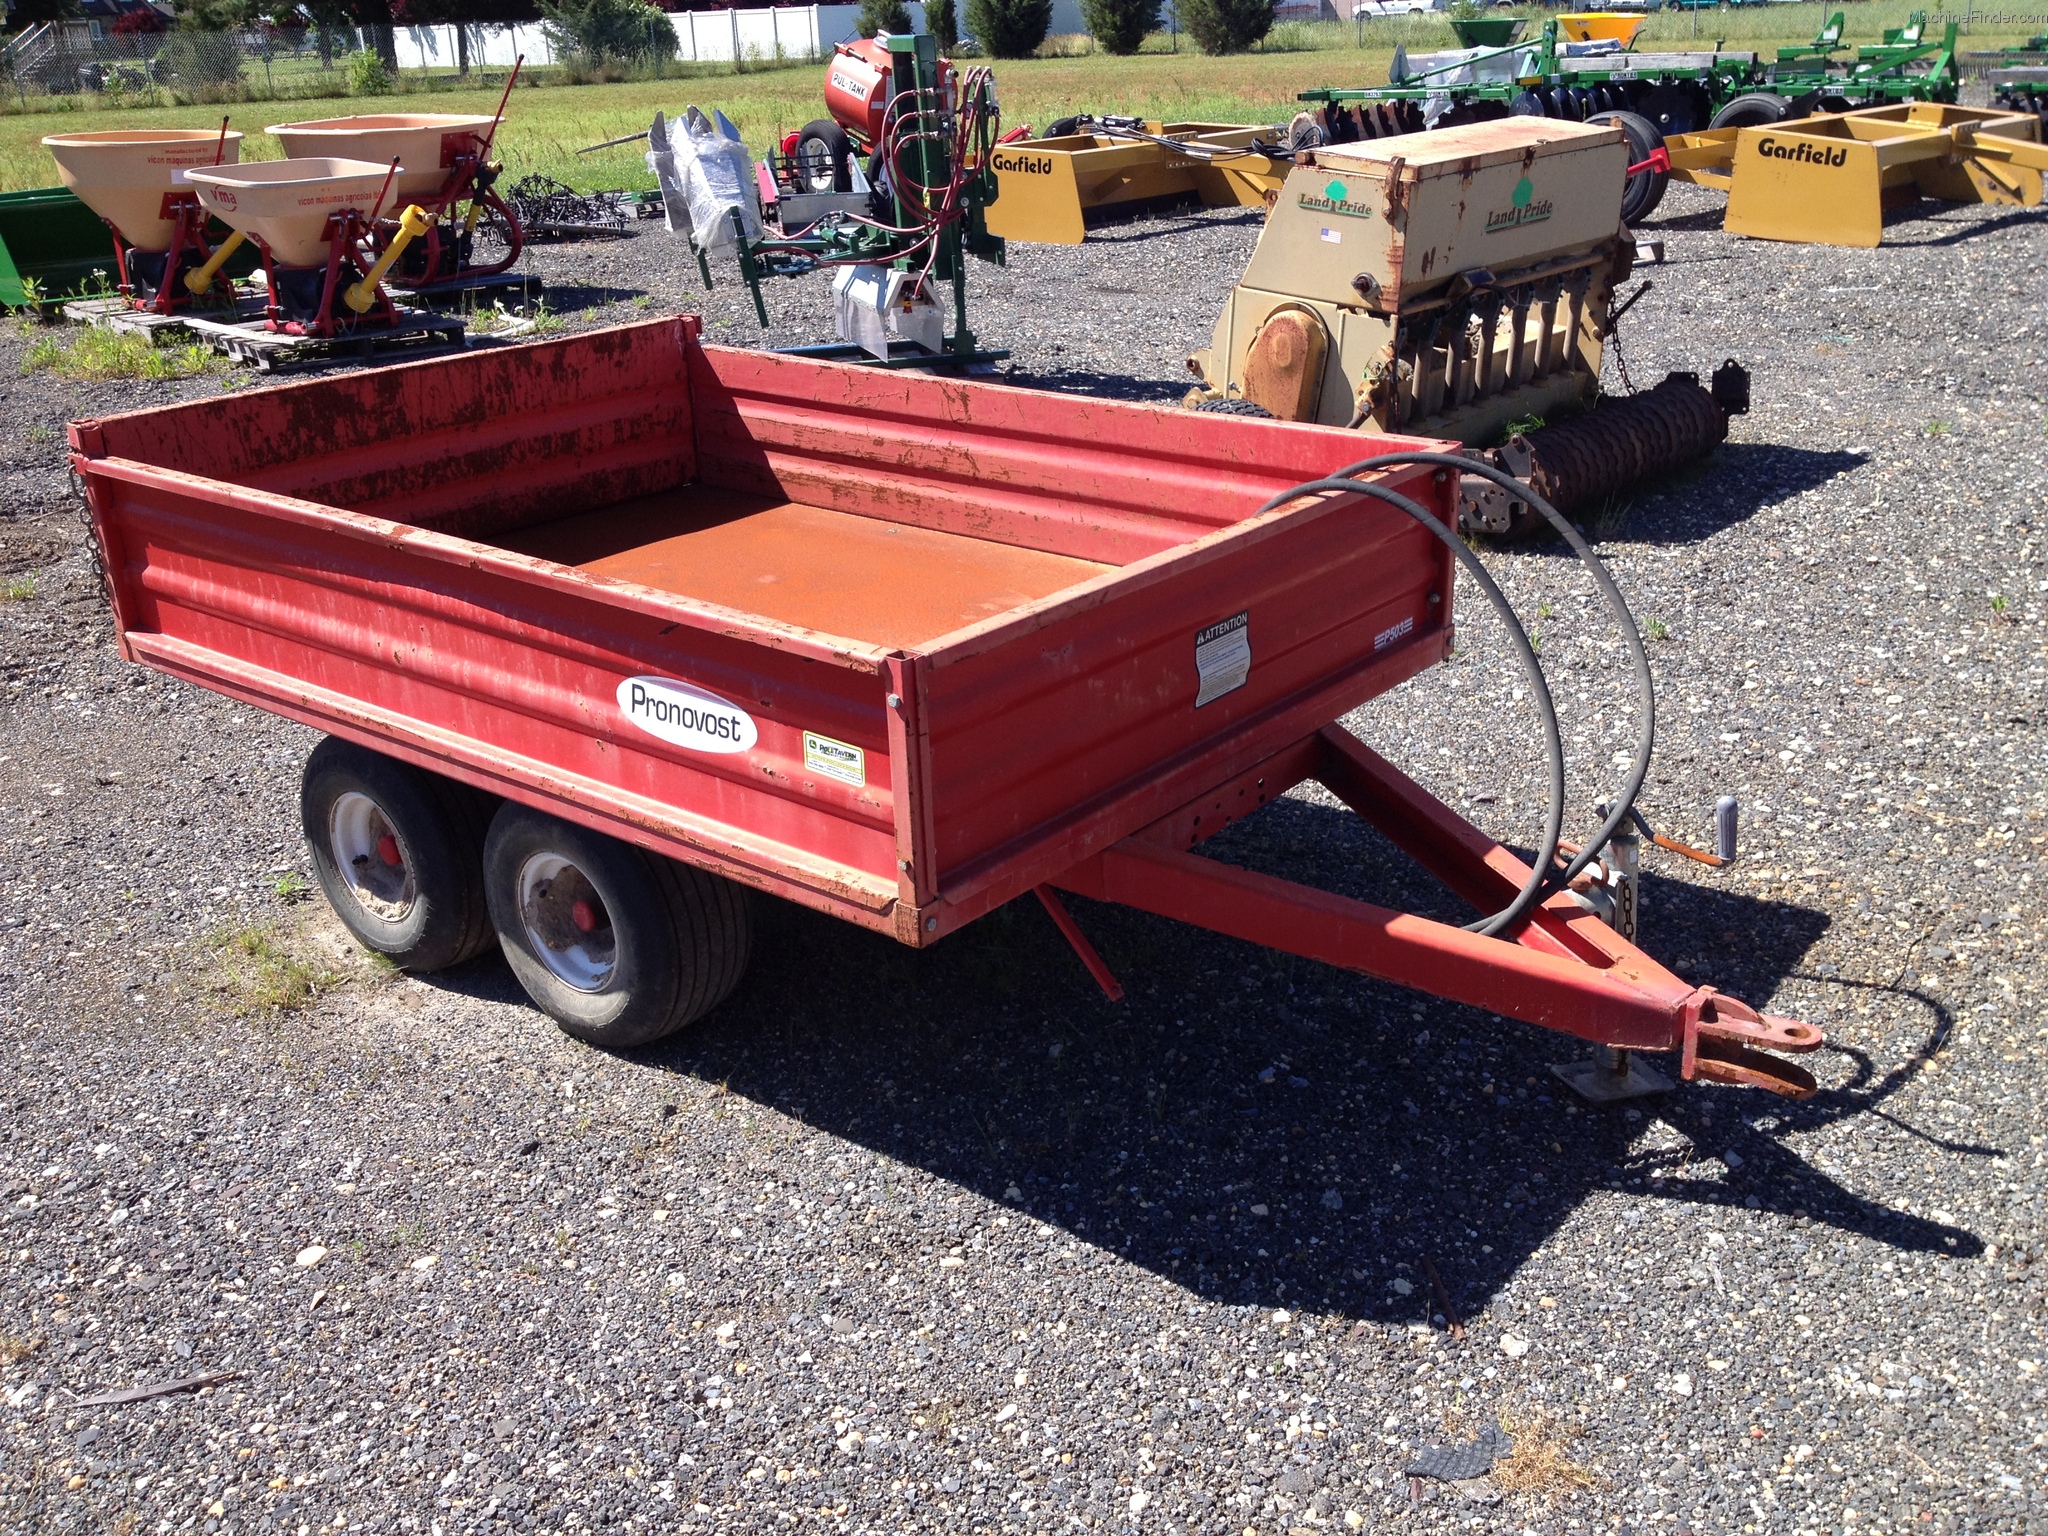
[24,423,53,445]
[1644,615,1671,640]
[22,327,221,383]
[273,871,313,904]
[465,298,524,336]
[1924,419,1951,436]
[1501,413,1546,439]
[1,571,34,603]
[1493,1406,1599,1500]
[211,923,341,1015]
[527,296,567,336]
[0,1334,42,1364]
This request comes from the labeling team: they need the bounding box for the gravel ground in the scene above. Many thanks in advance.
[1,171,2044,1536]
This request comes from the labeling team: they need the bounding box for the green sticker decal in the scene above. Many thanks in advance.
[1297,177,1376,221]
[1486,176,1552,234]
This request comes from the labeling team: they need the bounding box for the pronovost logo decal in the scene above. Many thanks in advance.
[616,677,758,754]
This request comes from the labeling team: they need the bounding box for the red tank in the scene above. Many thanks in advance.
[823,37,894,149]
[822,37,958,151]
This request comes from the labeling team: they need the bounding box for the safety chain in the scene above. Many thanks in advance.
[1608,301,1638,397]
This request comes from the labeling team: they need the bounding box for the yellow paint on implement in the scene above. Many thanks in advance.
[985,122,1287,245]
[1666,102,2047,247]
[1557,13,1649,47]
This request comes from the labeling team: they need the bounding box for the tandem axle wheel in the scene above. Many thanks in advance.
[299,738,752,1048]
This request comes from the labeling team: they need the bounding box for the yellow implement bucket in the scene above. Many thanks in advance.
[987,122,1287,245]
[1668,103,2047,247]
[1557,12,1648,46]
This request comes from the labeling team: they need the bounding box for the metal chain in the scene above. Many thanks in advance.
[1608,301,1637,397]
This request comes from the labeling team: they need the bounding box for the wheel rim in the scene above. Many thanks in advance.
[328,790,416,923]
[797,138,845,193]
[517,852,617,993]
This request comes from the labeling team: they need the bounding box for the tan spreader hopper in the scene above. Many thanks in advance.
[1187,116,1630,443]
[266,114,499,199]
[42,128,244,251]
[186,157,396,266]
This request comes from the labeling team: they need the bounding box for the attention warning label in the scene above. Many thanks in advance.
[1194,611,1251,708]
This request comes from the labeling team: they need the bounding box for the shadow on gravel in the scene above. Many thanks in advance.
[997,367,1189,404]
[1068,207,1266,245]
[536,284,646,314]
[1880,202,2048,247]
[1637,207,1731,235]
[1513,442,1867,548]
[545,787,1986,1327]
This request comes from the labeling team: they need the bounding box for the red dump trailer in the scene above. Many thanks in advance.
[68,318,1819,1095]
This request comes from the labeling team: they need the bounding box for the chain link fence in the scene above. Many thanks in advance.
[0,19,562,109]
[0,7,922,110]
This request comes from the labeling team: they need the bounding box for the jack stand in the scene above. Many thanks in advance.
[1552,1045,1673,1102]
[1553,811,1672,1101]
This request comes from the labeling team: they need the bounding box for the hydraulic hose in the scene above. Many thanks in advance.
[1330,453,1656,898]
[1249,473,1564,939]
[1253,452,1657,936]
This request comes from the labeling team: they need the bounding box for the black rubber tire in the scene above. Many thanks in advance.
[1587,108,1669,223]
[794,118,853,193]
[1193,397,1275,418]
[300,736,495,973]
[1709,91,1791,130]
[483,803,751,1050]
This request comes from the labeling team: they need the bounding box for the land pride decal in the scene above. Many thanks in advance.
[1297,178,1376,220]
[1484,176,1553,234]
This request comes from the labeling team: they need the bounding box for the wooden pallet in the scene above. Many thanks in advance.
[182,311,467,372]
[60,293,263,340]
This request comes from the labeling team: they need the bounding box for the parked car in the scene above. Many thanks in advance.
[1353,0,1445,17]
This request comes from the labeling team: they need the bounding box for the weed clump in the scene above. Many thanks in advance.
[23,328,220,383]
[211,924,341,1015]
[1492,1406,1599,1499]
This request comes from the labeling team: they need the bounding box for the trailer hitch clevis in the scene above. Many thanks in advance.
[1682,988,1823,1098]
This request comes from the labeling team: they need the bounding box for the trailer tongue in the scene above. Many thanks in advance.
[68,319,1821,1099]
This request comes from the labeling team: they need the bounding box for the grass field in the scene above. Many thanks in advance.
[2,1,2027,195]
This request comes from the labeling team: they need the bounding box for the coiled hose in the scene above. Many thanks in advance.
[1251,453,1656,938]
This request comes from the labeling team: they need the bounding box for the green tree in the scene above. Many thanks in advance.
[1080,0,1155,53]
[3,0,83,27]
[161,0,249,87]
[857,0,912,34]
[537,0,678,61]
[965,0,1050,56]
[1175,0,1271,53]
[927,0,958,48]
[343,46,391,91]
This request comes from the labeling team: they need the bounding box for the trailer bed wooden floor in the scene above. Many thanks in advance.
[503,486,1117,649]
